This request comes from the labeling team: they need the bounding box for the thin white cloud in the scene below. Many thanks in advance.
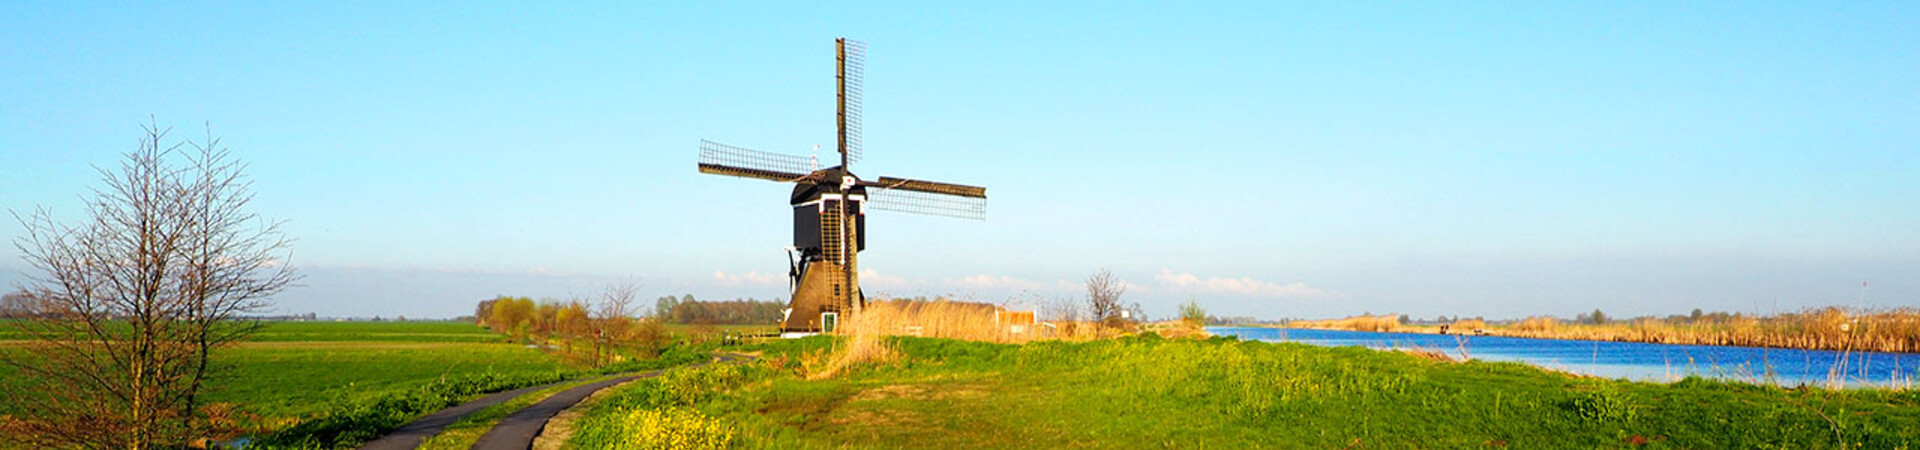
[711,270,785,287]
[1156,268,1324,298]
[858,268,912,289]
[956,274,1048,291]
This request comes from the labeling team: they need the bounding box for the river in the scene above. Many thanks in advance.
[1207,326,1920,388]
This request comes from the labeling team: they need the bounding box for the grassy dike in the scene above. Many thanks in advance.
[568,334,1920,449]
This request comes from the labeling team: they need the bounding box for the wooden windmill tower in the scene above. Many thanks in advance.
[698,39,989,333]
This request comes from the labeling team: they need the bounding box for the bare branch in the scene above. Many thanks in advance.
[3,120,296,448]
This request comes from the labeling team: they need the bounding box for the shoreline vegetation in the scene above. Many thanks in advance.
[1283,307,1920,354]
[568,335,1920,449]
[557,295,1918,448]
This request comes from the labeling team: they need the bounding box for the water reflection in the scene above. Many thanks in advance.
[1208,327,1920,387]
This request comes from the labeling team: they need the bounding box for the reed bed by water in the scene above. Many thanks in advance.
[1493,307,1920,354]
[1288,315,1402,332]
[1292,307,1920,354]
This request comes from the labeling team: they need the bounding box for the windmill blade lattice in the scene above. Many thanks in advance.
[698,139,816,182]
[871,176,986,198]
[840,39,865,163]
[867,188,987,220]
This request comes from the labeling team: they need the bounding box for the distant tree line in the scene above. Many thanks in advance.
[0,290,33,318]
[1205,315,1265,326]
[652,294,784,325]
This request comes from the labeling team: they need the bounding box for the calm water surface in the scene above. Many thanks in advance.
[1208,326,1920,387]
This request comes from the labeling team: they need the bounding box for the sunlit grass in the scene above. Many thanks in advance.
[587,334,1920,449]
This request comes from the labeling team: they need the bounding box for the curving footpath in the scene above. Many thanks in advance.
[357,354,746,450]
[356,382,566,450]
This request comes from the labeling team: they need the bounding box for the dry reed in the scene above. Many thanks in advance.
[1450,318,1488,333]
[1489,307,1920,354]
[807,299,1025,379]
[1290,308,1920,354]
[1289,315,1401,332]
[846,299,1027,341]
[806,332,898,380]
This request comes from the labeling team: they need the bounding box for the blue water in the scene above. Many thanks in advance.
[1208,327,1920,387]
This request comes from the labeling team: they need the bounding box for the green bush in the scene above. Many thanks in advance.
[1566,387,1638,424]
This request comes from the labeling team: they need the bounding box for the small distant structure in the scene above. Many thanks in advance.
[997,310,1036,335]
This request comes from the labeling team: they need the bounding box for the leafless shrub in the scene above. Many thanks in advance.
[4,121,297,449]
[1086,269,1131,328]
[586,280,667,365]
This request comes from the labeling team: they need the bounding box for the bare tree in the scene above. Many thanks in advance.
[474,297,499,326]
[177,126,298,436]
[1086,269,1128,327]
[4,121,296,449]
[1043,296,1082,322]
[586,281,643,367]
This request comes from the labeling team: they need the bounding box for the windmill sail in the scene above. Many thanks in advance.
[697,139,815,182]
[838,39,865,163]
[867,183,987,220]
[871,176,986,198]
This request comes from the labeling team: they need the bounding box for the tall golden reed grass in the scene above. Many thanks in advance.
[805,331,899,380]
[1289,315,1401,332]
[805,298,1150,378]
[1492,307,1920,353]
[806,299,1041,379]
[844,298,1122,342]
[846,299,1020,342]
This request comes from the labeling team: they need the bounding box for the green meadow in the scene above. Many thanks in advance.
[2,321,564,422]
[8,321,1919,448]
[570,334,1920,449]
[0,320,709,448]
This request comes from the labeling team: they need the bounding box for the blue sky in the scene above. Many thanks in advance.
[2,2,1915,320]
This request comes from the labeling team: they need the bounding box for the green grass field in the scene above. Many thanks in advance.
[244,320,512,343]
[3,319,728,448]
[2,321,565,422]
[570,334,1920,449]
[210,340,569,421]
[0,320,663,448]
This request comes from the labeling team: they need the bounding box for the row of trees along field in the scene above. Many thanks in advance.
[472,283,667,367]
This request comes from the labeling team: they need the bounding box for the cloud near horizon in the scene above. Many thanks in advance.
[1155,268,1325,298]
[711,270,785,287]
[857,268,912,289]
[956,274,1049,291]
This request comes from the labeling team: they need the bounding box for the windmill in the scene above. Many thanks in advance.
[697,38,989,333]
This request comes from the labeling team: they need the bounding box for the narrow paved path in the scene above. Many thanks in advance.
[471,354,743,450]
[355,354,744,450]
[356,382,565,450]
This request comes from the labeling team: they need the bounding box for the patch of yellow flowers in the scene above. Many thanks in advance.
[617,407,734,450]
